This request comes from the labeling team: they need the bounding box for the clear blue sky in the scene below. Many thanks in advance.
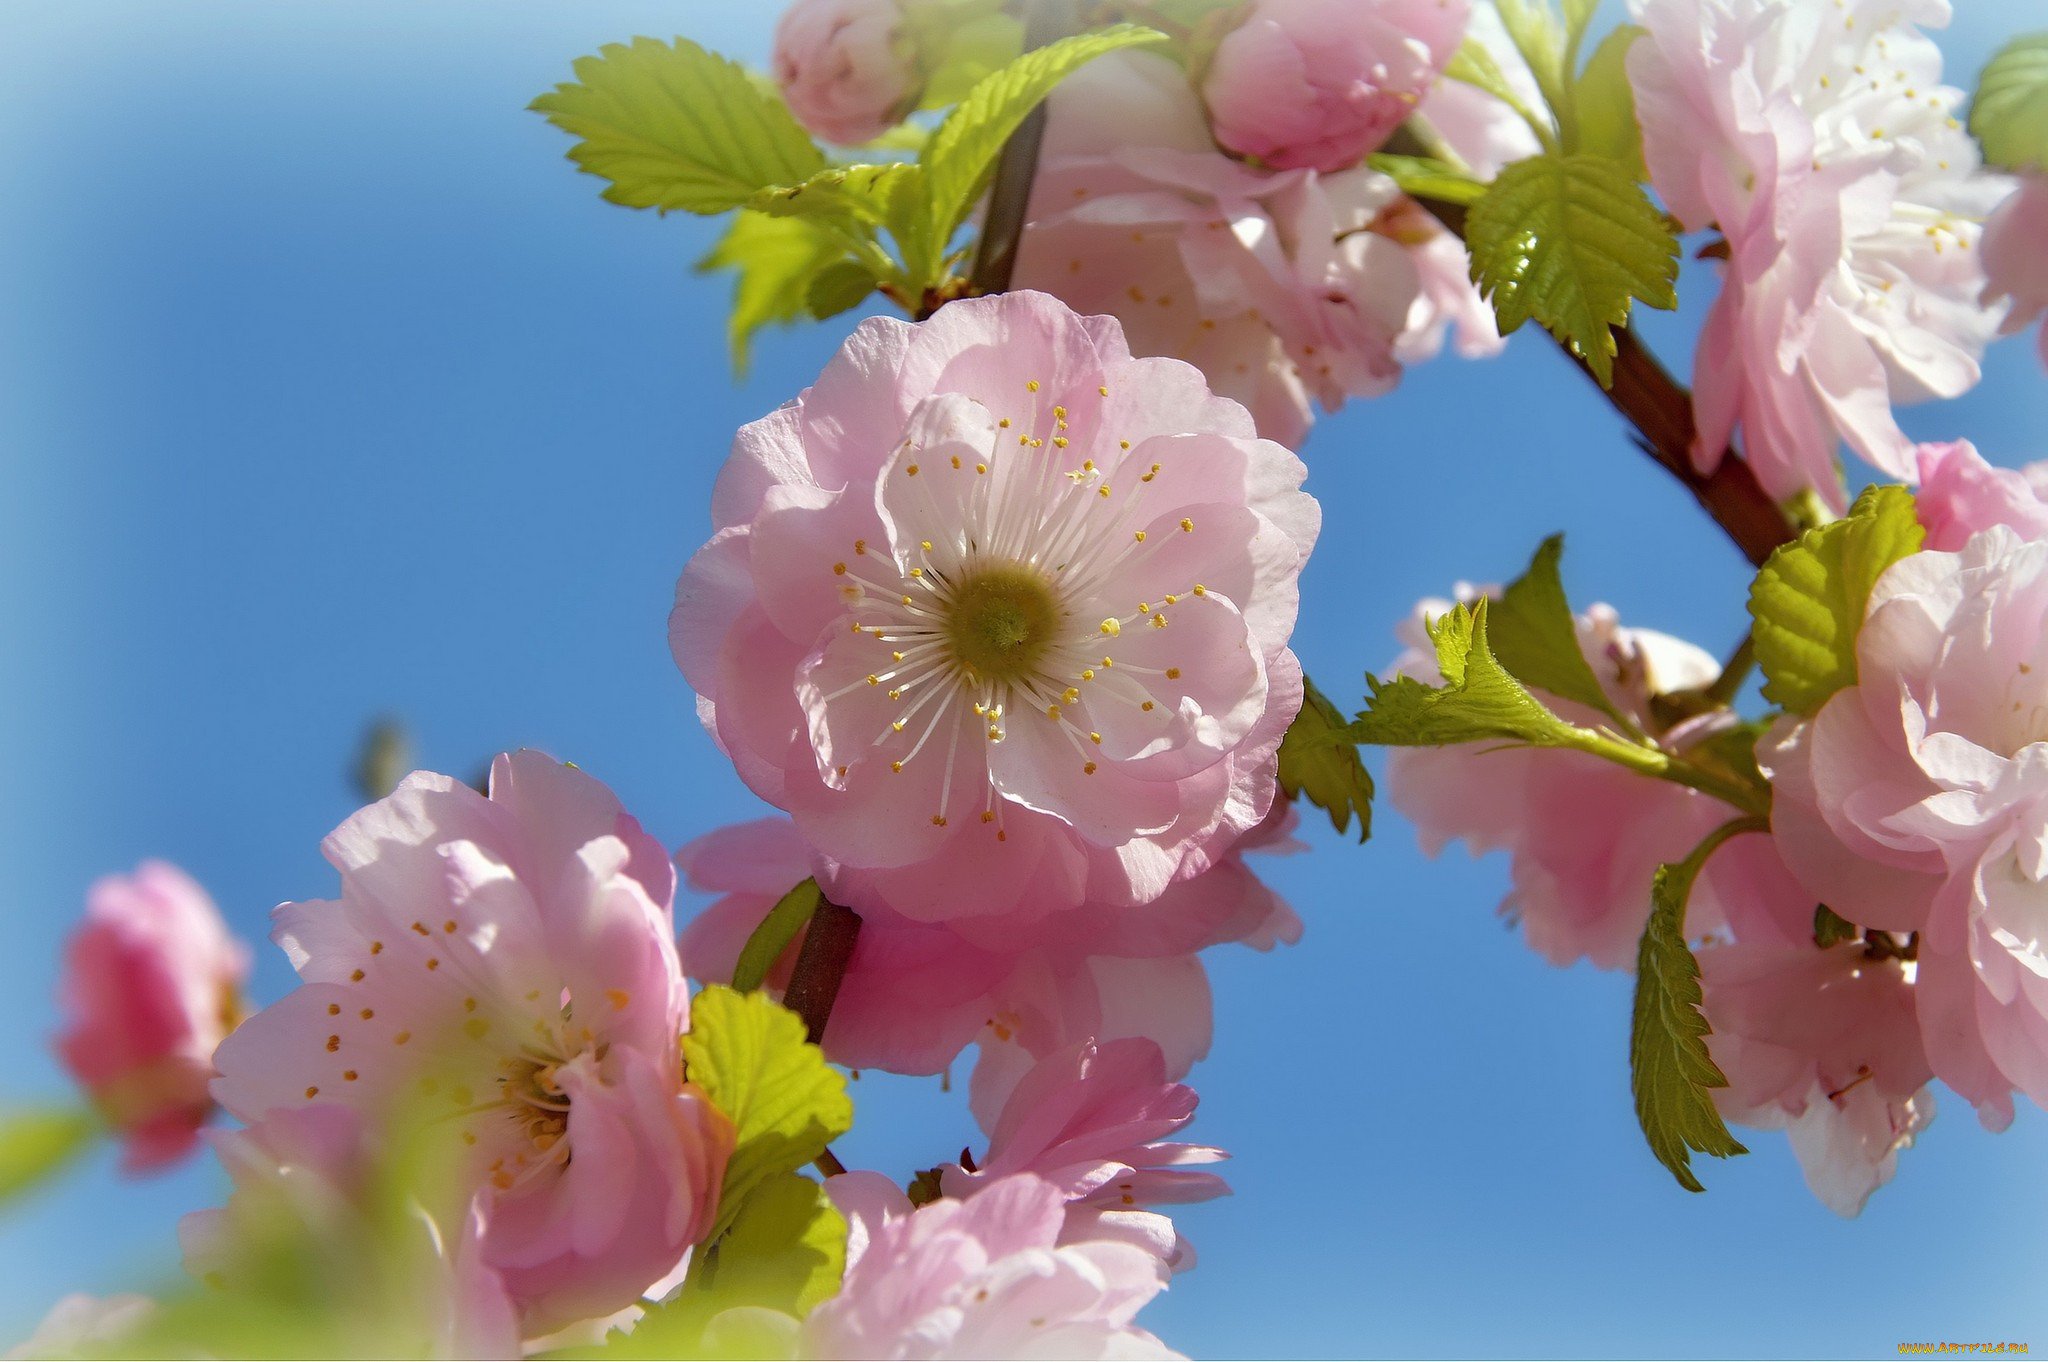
[2,3,2044,1356]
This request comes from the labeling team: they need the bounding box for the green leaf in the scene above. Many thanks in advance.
[1350,599,1586,750]
[532,37,826,214]
[747,163,918,228]
[916,6,1028,108]
[1444,37,1554,147]
[1573,24,1648,180]
[1465,152,1678,386]
[684,987,853,1243]
[1972,32,2048,172]
[1365,153,1487,206]
[1277,677,1373,842]
[808,261,881,321]
[1813,904,1859,950]
[1494,0,1568,114]
[697,212,847,375]
[1487,534,1624,725]
[0,1108,97,1206]
[920,25,1169,262]
[732,880,823,993]
[613,1173,845,1358]
[1631,827,1750,1194]
[1748,484,1924,716]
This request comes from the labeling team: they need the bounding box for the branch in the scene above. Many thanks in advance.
[782,898,862,1046]
[967,0,1085,295]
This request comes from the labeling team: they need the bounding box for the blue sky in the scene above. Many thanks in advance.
[2,3,2044,1356]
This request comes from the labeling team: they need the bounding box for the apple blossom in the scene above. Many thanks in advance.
[670,290,1317,924]
[773,0,918,146]
[1700,941,1934,1217]
[1629,0,2010,504]
[1387,592,1812,969]
[211,752,733,1334]
[806,1171,1179,1359]
[1913,440,2048,551]
[1982,174,2048,370]
[1758,527,2048,1128]
[1200,0,1470,173]
[54,861,248,1173]
[941,1038,1227,1270]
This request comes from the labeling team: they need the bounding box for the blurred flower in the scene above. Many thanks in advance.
[1202,0,1469,172]
[807,1171,1180,1359]
[671,291,1316,925]
[1758,527,2048,1129]
[55,860,248,1173]
[1913,440,2048,551]
[1628,0,2009,506]
[774,0,918,145]
[211,752,732,1334]
[5,1294,157,1361]
[1981,173,2048,370]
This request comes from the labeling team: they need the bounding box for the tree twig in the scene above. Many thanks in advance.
[967,0,1084,295]
[782,898,862,1046]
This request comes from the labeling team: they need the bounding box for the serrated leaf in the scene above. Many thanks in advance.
[1466,152,1678,386]
[1631,834,1749,1194]
[1573,24,1647,180]
[697,212,846,375]
[1813,904,1859,949]
[920,25,1169,262]
[684,987,853,1243]
[732,880,822,993]
[1972,32,2048,172]
[1365,153,1487,206]
[0,1108,97,1205]
[747,163,916,228]
[1495,0,1568,112]
[1350,599,1585,749]
[532,37,826,214]
[1277,677,1373,841]
[807,261,880,321]
[1488,534,1624,725]
[1748,484,1924,716]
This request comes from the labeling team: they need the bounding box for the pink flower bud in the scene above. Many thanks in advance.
[773,0,919,146]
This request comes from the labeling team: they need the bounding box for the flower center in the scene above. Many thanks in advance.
[943,564,1062,685]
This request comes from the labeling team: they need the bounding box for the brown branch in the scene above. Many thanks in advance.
[782,898,862,1046]
[967,0,1085,295]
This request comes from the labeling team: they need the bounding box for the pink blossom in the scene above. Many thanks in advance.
[670,291,1318,924]
[1982,174,2048,370]
[1629,0,2009,506]
[54,861,248,1173]
[1015,52,1499,448]
[773,0,917,146]
[806,1171,1179,1359]
[1388,592,1812,968]
[1201,0,1470,172]
[1757,527,2048,1128]
[1913,440,2048,551]
[6,1295,157,1361]
[181,1105,522,1359]
[1412,3,1544,179]
[941,1038,1227,1270]
[211,752,732,1334]
[1700,941,1934,1216]
[676,807,1301,1085]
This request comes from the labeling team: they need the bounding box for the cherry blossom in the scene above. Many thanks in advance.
[1629,0,2010,505]
[1982,174,2048,370]
[1387,591,1811,969]
[773,0,917,145]
[54,861,248,1173]
[1200,0,1470,173]
[210,752,732,1333]
[670,291,1317,923]
[805,1171,1180,1359]
[1913,440,2048,551]
[1757,527,2048,1128]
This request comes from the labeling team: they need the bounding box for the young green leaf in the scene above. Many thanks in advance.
[919,25,1168,261]
[1631,827,1750,1194]
[747,163,918,228]
[808,260,882,321]
[1971,32,2048,172]
[532,37,827,214]
[1573,24,1648,180]
[1365,153,1488,207]
[1487,534,1626,726]
[1748,484,1924,716]
[1494,0,1568,114]
[1444,37,1556,148]
[1350,599,1586,750]
[0,1108,97,1205]
[684,986,854,1243]
[732,879,824,994]
[915,6,1028,108]
[1277,677,1373,841]
[698,212,848,375]
[1465,152,1678,386]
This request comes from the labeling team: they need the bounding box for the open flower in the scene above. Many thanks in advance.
[1913,440,2048,551]
[54,861,248,1173]
[806,1172,1180,1359]
[1701,941,1934,1217]
[671,291,1317,923]
[676,806,1300,1084]
[1201,0,1470,172]
[1758,527,2048,1129]
[1628,0,2009,505]
[211,752,732,1334]
[773,0,918,145]
[941,1038,1227,1270]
